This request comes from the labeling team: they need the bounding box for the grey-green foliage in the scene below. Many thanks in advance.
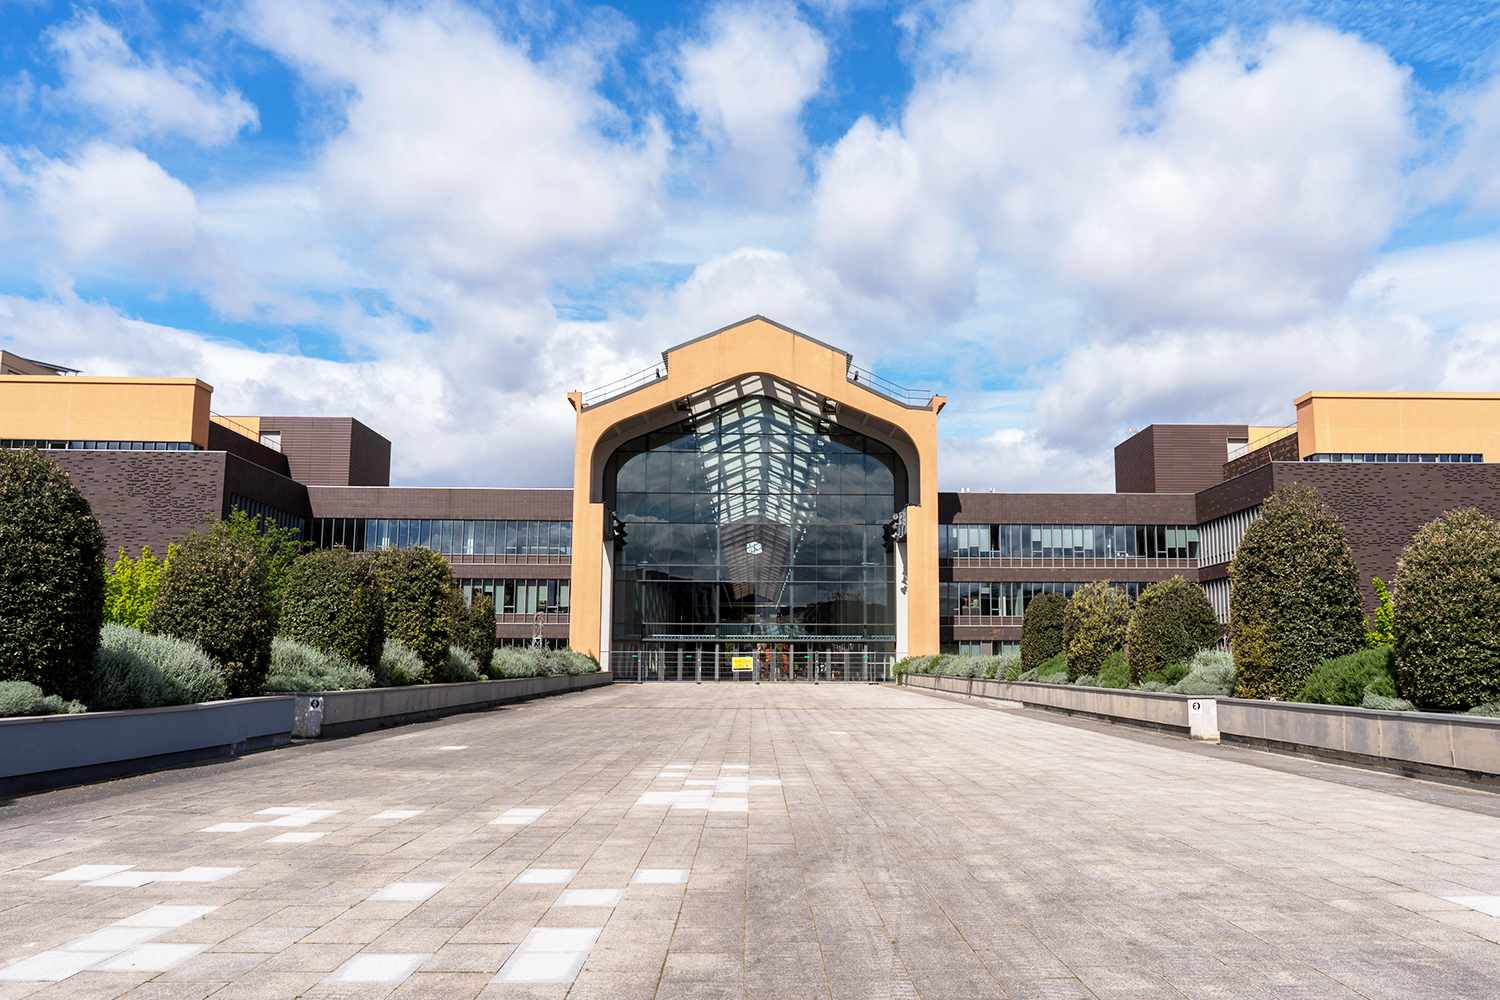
[997,653,1023,681]
[1467,703,1500,718]
[439,645,482,683]
[92,623,227,708]
[1073,673,1099,686]
[1137,680,1170,692]
[1362,693,1415,712]
[266,637,374,692]
[1169,649,1235,695]
[0,680,85,717]
[375,638,424,687]
[488,647,599,679]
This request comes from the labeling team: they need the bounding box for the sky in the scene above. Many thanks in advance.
[1,0,1499,492]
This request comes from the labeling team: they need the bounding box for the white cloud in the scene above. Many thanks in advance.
[47,12,257,146]
[674,1,828,205]
[1438,68,1500,214]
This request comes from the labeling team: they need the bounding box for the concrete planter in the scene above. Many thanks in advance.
[901,673,1500,782]
[0,696,295,796]
[290,672,612,738]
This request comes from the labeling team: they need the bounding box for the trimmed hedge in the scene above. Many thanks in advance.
[0,680,85,718]
[1393,509,1500,711]
[1125,577,1220,684]
[148,519,277,698]
[0,449,106,702]
[1020,593,1066,672]
[455,593,497,671]
[92,623,227,709]
[370,548,457,680]
[1229,484,1364,700]
[1294,646,1396,707]
[278,547,385,668]
[266,637,374,692]
[1063,581,1131,681]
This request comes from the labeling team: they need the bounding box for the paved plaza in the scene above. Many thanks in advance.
[5,684,1500,998]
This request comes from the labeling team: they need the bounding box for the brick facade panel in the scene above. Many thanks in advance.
[46,450,226,558]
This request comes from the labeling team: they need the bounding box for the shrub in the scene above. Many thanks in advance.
[454,593,497,670]
[998,653,1024,681]
[1020,593,1066,672]
[376,638,424,687]
[0,680,85,718]
[1073,674,1098,686]
[1365,576,1395,648]
[370,548,458,679]
[1096,650,1129,688]
[1393,509,1500,711]
[1170,649,1235,696]
[277,548,385,669]
[439,645,482,683]
[1293,647,1396,707]
[104,545,172,630]
[1362,692,1414,712]
[265,637,374,692]
[218,509,302,603]
[1229,484,1364,700]
[1063,581,1131,681]
[1141,660,1191,687]
[1125,577,1220,684]
[0,449,106,702]
[92,624,227,709]
[1467,703,1500,718]
[491,647,540,679]
[148,518,277,698]
[1036,652,1068,683]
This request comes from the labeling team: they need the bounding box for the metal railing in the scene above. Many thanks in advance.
[846,364,935,407]
[580,363,666,408]
[447,552,571,566]
[944,555,1199,570]
[608,649,891,683]
[950,615,1024,628]
[495,613,569,625]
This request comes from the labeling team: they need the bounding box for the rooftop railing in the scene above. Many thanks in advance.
[580,363,666,408]
[846,363,935,407]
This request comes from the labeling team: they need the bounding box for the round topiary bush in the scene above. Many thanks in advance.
[93,623,227,709]
[1125,576,1221,684]
[369,548,457,680]
[1229,483,1365,700]
[440,644,482,683]
[278,547,385,668]
[147,519,277,698]
[1063,581,1131,681]
[1393,508,1500,711]
[0,449,106,701]
[1020,593,1066,672]
[454,593,496,671]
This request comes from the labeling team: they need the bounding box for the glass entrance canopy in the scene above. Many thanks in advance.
[607,396,906,647]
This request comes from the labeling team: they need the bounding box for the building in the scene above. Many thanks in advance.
[6,318,1500,680]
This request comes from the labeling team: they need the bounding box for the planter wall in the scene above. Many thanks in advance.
[900,673,1500,782]
[0,697,294,797]
[292,672,612,738]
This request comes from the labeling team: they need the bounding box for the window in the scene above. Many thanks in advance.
[259,432,282,452]
[939,524,1199,561]
[309,518,571,558]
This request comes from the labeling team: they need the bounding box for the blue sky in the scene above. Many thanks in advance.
[2,0,1499,489]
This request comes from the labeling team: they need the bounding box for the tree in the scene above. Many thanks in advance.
[148,518,277,698]
[218,508,302,603]
[0,449,106,701]
[1020,592,1066,672]
[369,547,458,680]
[454,592,496,672]
[1393,509,1500,711]
[1229,483,1364,700]
[1063,581,1132,681]
[278,547,385,669]
[1125,577,1221,683]
[104,545,173,630]
[1365,576,1395,648]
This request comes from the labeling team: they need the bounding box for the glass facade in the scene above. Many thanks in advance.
[609,396,904,650]
[457,577,569,615]
[941,580,1145,618]
[310,517,571,558]
[229,494,305,537]
[1304,453,1482,463]
[1,439,195,450]
[940,524,1199,561]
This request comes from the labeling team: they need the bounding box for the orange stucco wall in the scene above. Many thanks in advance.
[0,376,213,448]
[1295,391,1500,459]
[567,317,944,661]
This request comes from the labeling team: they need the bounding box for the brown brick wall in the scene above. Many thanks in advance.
[940,491,1198,524]
[1222,431,1299,480]
[207,421,290,476]
[46,450,226,558]
[1113,426,1157,493]
[347,419,392,486]
[222,453,312,523]
[257,416,392,487]
[308,487,573,520]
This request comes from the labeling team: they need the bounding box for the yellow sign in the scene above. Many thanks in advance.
[731,655,754,672]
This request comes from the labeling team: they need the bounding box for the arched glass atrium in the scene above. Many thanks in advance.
[606,396,906,681]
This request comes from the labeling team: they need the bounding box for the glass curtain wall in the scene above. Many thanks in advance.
[607,397,905,655]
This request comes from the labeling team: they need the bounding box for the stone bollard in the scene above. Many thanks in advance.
[1187,698,1219,742]
[293,695,324,739]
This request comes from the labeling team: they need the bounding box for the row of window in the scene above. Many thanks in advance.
[613,580,895,636]
[940,524,1200,560]
[457,578,570,615]
[230,494,307,536]
[940,580,1146,618]
[944,641,1022,657]
[2,439,196,451]
[614,449,900,497]
[616,490,897,526]
[310,518,572,557]
[1304,453,1483,463]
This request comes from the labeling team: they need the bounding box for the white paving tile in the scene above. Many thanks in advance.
[331,952,429,983]
[114,905,217,929]
[1446,895,1500,918]
[494,808,547,825]
[41,864,133,882]
[436,745,469,751]
[496,949,588,984]
[201,821,259,833]
[515,868,575,885]
[557,888,622,908]
[522,927,601,952]
[62,925,161,952]
[155,866,240,883]
[370,881,446,902]
[720,764,749,770]
[96,943,206,972]
[0,949,114,982]
[85,870,164,887]
[256,806,308,816]
[637,789,712,807]
[268,831,325,844]
[632,868,688,885]
[369,809,424,821]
